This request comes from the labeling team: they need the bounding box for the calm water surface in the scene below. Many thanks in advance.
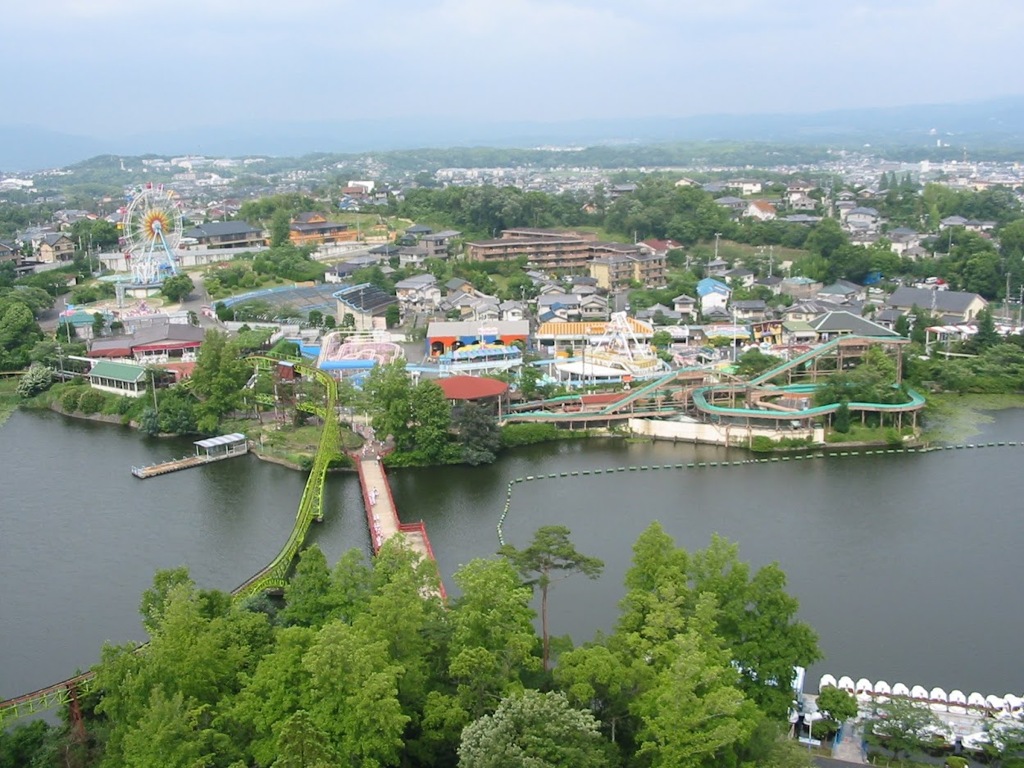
[3,408,1023,701]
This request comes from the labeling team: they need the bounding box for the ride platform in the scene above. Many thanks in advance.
[131,433,248,479]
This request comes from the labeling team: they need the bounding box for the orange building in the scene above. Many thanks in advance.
[289,212,359,246]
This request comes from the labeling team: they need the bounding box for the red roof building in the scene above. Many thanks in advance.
[435,376,509,402]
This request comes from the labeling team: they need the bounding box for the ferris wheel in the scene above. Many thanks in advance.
[119,184,183,285]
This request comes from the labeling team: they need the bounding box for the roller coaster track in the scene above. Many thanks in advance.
[0,356,339,726]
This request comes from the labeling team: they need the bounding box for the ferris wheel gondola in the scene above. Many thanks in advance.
[120,184,183,285]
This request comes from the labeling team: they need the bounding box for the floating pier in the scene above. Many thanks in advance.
[131,433,248,478]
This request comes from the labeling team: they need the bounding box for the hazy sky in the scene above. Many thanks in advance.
[4,0,1021,136]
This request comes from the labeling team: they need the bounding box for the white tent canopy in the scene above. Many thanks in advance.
[892,683,910,697]
[911,685,929,700]
[819,674,837,691]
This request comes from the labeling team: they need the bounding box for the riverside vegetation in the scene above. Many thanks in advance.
[0,525,823,768]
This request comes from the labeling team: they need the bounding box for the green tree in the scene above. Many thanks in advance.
[500,525,604,671]
[120,686,218,768]
[190,331,253,433]
[271,709,338,768]
[970,306,1001,352]
[270,209,292,248]
[282,545,334,628]
[407,380,453,463]
[816,686,858,725]
[385,303,401,328]
[735,348,783,378]
[16,363,52,397]
[303,621,409,768]
[364,359,414,447]
[161,273,196,303]
[833,401,851,433]
[458,690,613,768]
[0,301,43,369]
[453,401,502,465]
[632,596,758,768]
[449,558,539,718]
[864,697,941,761]
[229,626,317,766]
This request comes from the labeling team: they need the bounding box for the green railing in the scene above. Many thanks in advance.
[233,357,339,598]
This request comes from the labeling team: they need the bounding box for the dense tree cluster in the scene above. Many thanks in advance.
[4,525,821,767]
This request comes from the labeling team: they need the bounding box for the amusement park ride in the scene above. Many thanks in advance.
[115,183,183,297]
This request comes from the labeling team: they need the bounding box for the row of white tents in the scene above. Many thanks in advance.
[819,674,1023,716]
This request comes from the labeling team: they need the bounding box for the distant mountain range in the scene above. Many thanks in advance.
[4,96,1024,172]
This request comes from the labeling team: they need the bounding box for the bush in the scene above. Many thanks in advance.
[16,364,53,398]
[944,757,968,768]
[500,423,563,447]
[750,435,776,453]
[885,428,903,447]
[60,388,81,412]
[77,390,107,415]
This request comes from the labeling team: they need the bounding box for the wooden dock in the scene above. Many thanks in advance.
[131,433,249,479]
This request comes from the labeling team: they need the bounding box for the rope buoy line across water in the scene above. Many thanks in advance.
[495,441,1020,546]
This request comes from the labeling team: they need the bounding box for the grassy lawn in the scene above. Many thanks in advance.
[236,418,363,468]
[921,392,1024,443]
[825,423,914,445]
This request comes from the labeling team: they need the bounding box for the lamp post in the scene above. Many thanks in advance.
[714,232,722,263]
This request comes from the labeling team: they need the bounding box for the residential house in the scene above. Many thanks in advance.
[731,300,767,322]
[786,181,817,202]
[744,200,777,221]
[779,276,824,300]
[696,277,731,314]
[783,300,845,322]
[754,275,783,294]
[729,179,764,196]
[724,267,755,289]
[397,246,431,269]
[706,258,729,276]
[886,286,987,323]
[368,244,400,260]
[843,207,881,231]
[394,273,441,311]
[816,280,864,304]
[454,293,500,322]
[445,277,474,297]
[0,240,21,264]
[939,215,968,230]
[637,239,681,257]
[714,196,746,214]
[183,221,264,250]
[788,194,818,211]
[37,233,75,263]
[419,230,461,258]
[578,294,609,320]
[672,294,698,320]
[499,300,527,322]
[405,224,433,238]
[637,303,682,324]
[288,212,356,246]
[324,261,364,284]
[537,292,582,322]
[888,227,922,256]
